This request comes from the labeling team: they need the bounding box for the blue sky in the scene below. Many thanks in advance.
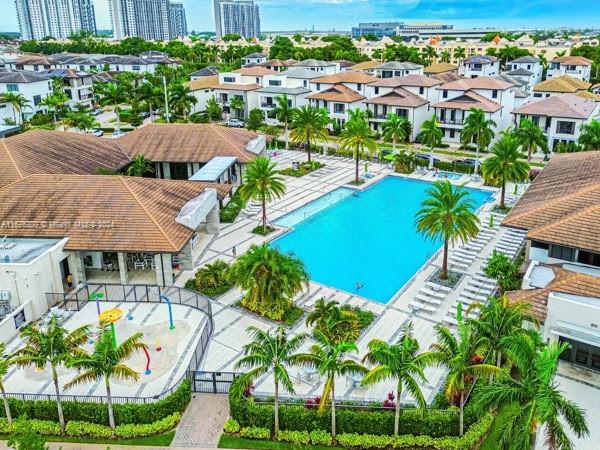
[1,0,598,33]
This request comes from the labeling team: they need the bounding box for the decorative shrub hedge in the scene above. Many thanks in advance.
[280,161,325,177]
[0,379,191,426]
[220,189,245,223]
[414,158,475,175]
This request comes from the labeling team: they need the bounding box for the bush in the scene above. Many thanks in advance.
[280,161,325,177]
[310,429,333,446]
[337,432,393,449]
[224,418,241,434]
[220,189,245,223]
[66,421,113,438]
[115,412,181,438]
[239,426,271,440]
[277,429,310,445]
[186,260,233,298]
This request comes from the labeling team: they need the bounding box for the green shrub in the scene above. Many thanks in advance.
[115,413,181,438]
[186,260,233,298]
[310,429,333,446]
[337,433,393,449]
[279,161,325,177]
[220,189,245,223]
[66,421,113,438]
[12,418,61,436]
[224,418,241,434]
[277,429,310,445]
[239,426,271,440]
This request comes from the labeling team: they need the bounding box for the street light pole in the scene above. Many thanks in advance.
[163,76,170,123]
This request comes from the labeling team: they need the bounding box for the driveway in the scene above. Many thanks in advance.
[171,394,230,448]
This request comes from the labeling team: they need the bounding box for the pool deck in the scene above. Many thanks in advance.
[183,150,520,404]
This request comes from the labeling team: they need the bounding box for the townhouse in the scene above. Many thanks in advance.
[40,68,94,109]
[242,52,268,67]
[547,56,593,82]
[532,75,591,99]
[12,53,57,71]
[258,59,296,72]
[0,70,52,119]
[186,76,219,113]
[248,70,311,121]
[48,53,181,74]
[504,55,543,90]
[424,63,459,77]
[458,55,500,78]
[375,61,423,78]
[292,59,340,75]
[212,68,265,117]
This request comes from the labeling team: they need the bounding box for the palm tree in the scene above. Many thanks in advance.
[453,46,466,61]
[461,108,496,177]
[3,92,30,125]
[239,156,286,234]
[0,343,14,425]
[362,323,433,436]
[578,119,600,150]
[234,326,307,438]
[65,324,147,434]
[429,323,501,436]
[296,330,365,439]
[440,50,451,63]
[422,45,438,65]
[474,332,589,449]
[393,148,417,174]
[415,180,480,280]
[382,113,407,151]
[13,317,90,433]
[339,109,378,184]
[127,154,154,177]
[100,82,128,132]
[514,118,548,161]
[482,135,530,209]
[289,105,330,162]
[169,84,197,120]
[205,96,223,122]
[229,96,245,119]
[68,110,99,133]
[273,94,295,150]
[136,80,162,121]
[305,298,359,345]
[229,244,308,321]
[420,114,442,169]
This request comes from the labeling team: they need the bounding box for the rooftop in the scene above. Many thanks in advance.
[190,66,219,77]
[462,55,497,64]
[281,68,323,79]
[508,55,540,64]
[0,238,62,264]
[185,76,219,91]
[370,74,442,88]
[307,84,365,103]
[437,76,514,91]
[348,60,381,71]
[0,69,50,83]
[365,87,428,108]
[233,66,278,76]
[312,71,378,85]
[293,59,337,68]
[432,90,502,113]
[512,94,599,120]
[423,62,458,74]
[551,56,593,66]
[376,61,423,70]
[533,75,591,93]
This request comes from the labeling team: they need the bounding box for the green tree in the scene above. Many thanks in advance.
[273,94,294,150]
[420,114,443,169]
[68,110,99,133]
[100,82,128,132]
[453,47,466,60]
[229,244,308,321]
[514,118,548,161]
[136,80,163,121]
[393,148,417,174]
[474,332,589,449]
[7,428,48,450]
[362,323,433,435]
[205,96,223,122]
[290,105,330,162]
[381,113,407,151]
[415,180,480,279]
[234,326,307,438]
[430,323,501,436]
[305,298,360,345]
[229,96,245,119]
[169,83,197,120]
[578,119,600,150]
[440,50,451,63]
[13,318,90,433]
[296,330,365,439]
[246,108,265,131]
[0,343,14,425]
[484,250,521,294]
[127,154,154,177]
[3,92,30,125]
[65,324,147,434]
[339,109,378,184]
[422,45,438,65]
[192,259,231,295]
[239,156,286,234]
[482,135,530,208]
[461,108,496,176]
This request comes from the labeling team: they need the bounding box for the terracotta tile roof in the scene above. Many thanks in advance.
[233,66,278,76]
[0,174,232,253]
[512,94,599,120]
[506,266,600,322]
[212,83,262,91]
[0,130,130,188]
[502,151,600,253]
[260,59,296,67]
[432,90,502,113]
[551,56,593,66]
[431,72,463,83]
[365,87,428,108]
[16,53,56,65]
[348,60,381,71]
[118,124,262,164]
[311,71,378,85]
[533,75,591,93]
[438,76,514,91]
[575,91,600,101]
[307,84,365,103]
[370,74,442,88]
[185,76,219,91]
[424,62,458,74]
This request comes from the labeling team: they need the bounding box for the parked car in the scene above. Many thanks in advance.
[415,153,440,164]
[90,108,103,116]
[91,128,104,137]
[224,118,245,128]
[112,130,125,138]
[138,111,150,119]
[456,158,477,166]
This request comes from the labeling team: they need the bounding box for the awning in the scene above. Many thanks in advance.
[551,321,600,347]
[189,157,237,182]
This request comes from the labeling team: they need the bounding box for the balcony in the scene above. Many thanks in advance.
[260,102,275,109]
[438,117,464,125]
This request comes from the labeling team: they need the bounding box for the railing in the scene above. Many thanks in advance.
[189,371,240,394]
[260,102,275,108]
[438,118,464,125]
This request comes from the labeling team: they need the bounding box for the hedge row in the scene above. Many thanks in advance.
[0,379,191,426]
[414,158,475,174]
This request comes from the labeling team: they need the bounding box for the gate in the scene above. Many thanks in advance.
[190,371,240,394]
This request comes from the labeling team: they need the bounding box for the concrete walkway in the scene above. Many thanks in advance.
[171,394,230,448]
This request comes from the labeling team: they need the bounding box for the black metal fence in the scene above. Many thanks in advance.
[189,371,240,394]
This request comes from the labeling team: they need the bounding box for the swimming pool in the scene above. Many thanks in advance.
[436,171,464,180]
[272,177,493,303]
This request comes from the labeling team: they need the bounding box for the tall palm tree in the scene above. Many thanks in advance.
[169,84,197,120]
[415,180,480,280]
[229,96,245,119]
[0,343,14,425]
[136,80,162,121]
[420,114,442,169]
[3,92,30,125]
[229,244,308,321]
[461,108,496,177]
[482,135,530,209]
[127,154,155,177]
[13,317,90,433]
[362,323,433,436]
[239,156,286,234]
[296,330,365,439]
[474,332,589,449]
[273,94,295,150]
[514,118,548,161]
[305,298,359,345]
[289,105,330,162]
[381,113,407,151]
[234,326,307,438]
[453,46,466,61]
[422,45,438,65]
[100,82,128,132]
[578,119,600,151]
[429,323,501,436]
[440,50,451,63]
[65,324,147,434]
[339,109,378,184]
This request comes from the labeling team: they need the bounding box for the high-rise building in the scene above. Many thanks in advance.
[15,0,97,41]
[110,0,188,41]
[213,0,261,40]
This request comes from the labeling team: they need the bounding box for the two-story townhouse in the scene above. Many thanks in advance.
[432,77,516,143]
[458,55,500,78]
[547,56,593,82]
[12,54,57,72]
[366,75,442,104]
[494,74,531,107]
[532,75,591,99]
[504,55,543,90]
[242,52,268,67]
[248,72,311,122]
[258,59,296,72]
[212,71,262,118]
[307,84,365,128]
[375,61,424,78]
[0,70,52,119]
[310,71,378,98]
[424,63,459,77]
[40,68,94,109]
[190,67,219,80]
[292,59,340,75]
[279,68,323,90]
[512,93,600,151]
[186,76,220,113]
[347,60,381,76]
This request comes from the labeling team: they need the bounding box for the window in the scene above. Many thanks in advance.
[169,163,189,180]
[316,83,321,90]
[333,103,345,114]
[395,108,408,118]
[224,76,235,83]
[303,80,308,88]
[449,129,455,138]
[33,65,38,71]
[33,95,41,106]
[419,87,424,95]
[256,77,260,83]
[549,244,575,261]
[531,115,540,126]
[492,90,498,99]
[268,80,281,86]
[530,240,549,250]
[533,93,542,98]
[442,90,448,99]
[556,121,575,135]
[577,250,600,267]
[132,65,140,71]
[356,83,362,90]
[6,84,18,92]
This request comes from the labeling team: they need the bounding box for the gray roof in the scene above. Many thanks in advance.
[513,88,531,98]
[376,61,423,70]
[293,59,336,68]
[191,66,220,77]
[463,55,497,64]
[256,86,311,95]
[494,74,527,88]
[244,52,267,59]
[281,68,323,79]
[0,70,50,83]
[506,68,535,76]
[509,55,540,64]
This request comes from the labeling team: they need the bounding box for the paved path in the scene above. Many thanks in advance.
[171,394,230,448]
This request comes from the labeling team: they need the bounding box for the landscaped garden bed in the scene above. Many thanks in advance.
[251,225,277,236]
[280,161,325,177]
[220,189,245,223]
[184,260,234,298]
[429,269,462,289]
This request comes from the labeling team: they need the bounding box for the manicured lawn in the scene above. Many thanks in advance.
[218,434,335,450]
[479,405,518,450]
[0,431,175,447]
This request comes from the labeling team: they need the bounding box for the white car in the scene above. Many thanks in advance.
[91,128,104,137]
[225,118,245,128]
[112,130,125,138]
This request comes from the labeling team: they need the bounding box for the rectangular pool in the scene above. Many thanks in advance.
[272,177,493,303]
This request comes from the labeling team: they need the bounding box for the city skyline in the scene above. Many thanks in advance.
[1,0,599,34]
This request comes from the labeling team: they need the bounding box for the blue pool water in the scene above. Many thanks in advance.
[272,177,493,303]
[437,171,463,180]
